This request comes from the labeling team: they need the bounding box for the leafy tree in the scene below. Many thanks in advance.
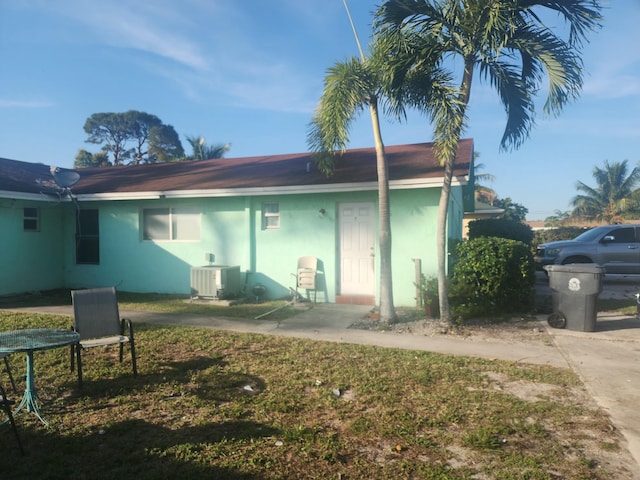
[494,197,528,222]
[127,111,163,164]
[83,110,183,165]
[375,0,602,322]
[84,112,132,166]
[147,124,184,163]
[185,135,231,161]
[74,149,110,168]
[571,160,640,223]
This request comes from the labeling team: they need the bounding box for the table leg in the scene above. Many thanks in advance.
[14,351,48,425]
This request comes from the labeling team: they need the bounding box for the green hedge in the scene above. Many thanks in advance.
[468,218,534,245]
[450,237,535,321]
[532,226,589,248]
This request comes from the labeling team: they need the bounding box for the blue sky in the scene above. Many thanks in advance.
[1,1,639,220]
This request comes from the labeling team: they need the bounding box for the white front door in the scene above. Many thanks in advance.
[339,202,375,296]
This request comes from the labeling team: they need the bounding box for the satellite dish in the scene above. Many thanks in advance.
[50,166,80,188]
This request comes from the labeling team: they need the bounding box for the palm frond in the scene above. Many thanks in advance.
[306,57,377,175]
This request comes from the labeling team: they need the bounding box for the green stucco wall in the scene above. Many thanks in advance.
[0,199,64,295]
[3,184,466,307]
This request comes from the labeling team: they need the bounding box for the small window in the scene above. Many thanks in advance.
[23,207,39,231]
[262,202,280,230]
[143,207,200,241]
[76,209,99,264]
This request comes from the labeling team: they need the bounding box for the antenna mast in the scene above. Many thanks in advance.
[342,0,365,61]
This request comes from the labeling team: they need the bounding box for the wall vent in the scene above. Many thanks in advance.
[190,265,241,299]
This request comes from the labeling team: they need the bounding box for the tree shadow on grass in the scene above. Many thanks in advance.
[3,353,276,479]
[3,418,280,480]
[66,354,265,406]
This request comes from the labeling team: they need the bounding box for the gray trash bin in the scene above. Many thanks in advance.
[544,264,604,332]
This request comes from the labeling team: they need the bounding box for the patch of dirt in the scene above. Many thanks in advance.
[350,310,640,479]
[350,310,551,345]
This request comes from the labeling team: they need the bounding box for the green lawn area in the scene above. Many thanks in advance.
[0,308,631,479]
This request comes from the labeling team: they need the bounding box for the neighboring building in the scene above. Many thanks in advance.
[462,200,504,238]
[0,139,474,306]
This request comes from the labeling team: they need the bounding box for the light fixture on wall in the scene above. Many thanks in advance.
[318,208,326,218]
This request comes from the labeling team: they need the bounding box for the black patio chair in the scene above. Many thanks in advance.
[0,382,24,455]
[0,353,16,393]
[70,287,137,387]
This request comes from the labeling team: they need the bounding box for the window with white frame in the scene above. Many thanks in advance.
[262,202,280,229]
[23,207,39,232]
[142,207,201,241]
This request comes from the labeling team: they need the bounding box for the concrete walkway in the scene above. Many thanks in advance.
[3,298,640,473]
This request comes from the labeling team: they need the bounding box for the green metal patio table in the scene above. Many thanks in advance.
[0,328,80,425]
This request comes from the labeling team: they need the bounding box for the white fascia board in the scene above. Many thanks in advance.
[74,176,469,202]
[0,190,63,202]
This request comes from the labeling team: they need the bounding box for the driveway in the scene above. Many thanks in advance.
[536,272,640,471]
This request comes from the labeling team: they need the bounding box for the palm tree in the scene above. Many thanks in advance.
[307,14,453,323]
[473,157,497,205]
[571,160,640,223]
[307,40,397,322]
[185,135,231,161]
[544,209,572,227]
[375,0,602,322]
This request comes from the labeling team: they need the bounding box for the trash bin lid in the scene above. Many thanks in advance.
[544,263,605,274]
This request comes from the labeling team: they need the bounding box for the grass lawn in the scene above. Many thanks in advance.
[0,306,634,480]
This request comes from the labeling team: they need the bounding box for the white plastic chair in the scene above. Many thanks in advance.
[296,256,318,302]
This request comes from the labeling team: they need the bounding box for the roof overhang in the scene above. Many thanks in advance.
[72,176,469,202]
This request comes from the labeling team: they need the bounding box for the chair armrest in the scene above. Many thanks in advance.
[120,318,134,340]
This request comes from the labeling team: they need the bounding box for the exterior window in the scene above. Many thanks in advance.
[76,209,99,264]
[262,202,280,229]
[143,207,200,241]
[607,227,636,243]
[23,207,39,231]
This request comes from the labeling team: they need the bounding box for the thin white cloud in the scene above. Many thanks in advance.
[37,0,318,113]
[54,0,211,71]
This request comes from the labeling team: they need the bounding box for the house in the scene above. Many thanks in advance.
[462,200,504,238]
[0,139,475,306]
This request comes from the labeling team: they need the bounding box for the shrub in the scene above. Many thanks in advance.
[533,226,589,248]
[416,275,439,318]
[449,237,535,321]
[468,218,534,245]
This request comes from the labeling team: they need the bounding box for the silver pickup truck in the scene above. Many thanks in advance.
[534,224,640,274]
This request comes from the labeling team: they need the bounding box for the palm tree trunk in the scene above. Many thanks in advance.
[369,96,396,323]
[437,58,474,324]
[436,159,454,321]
